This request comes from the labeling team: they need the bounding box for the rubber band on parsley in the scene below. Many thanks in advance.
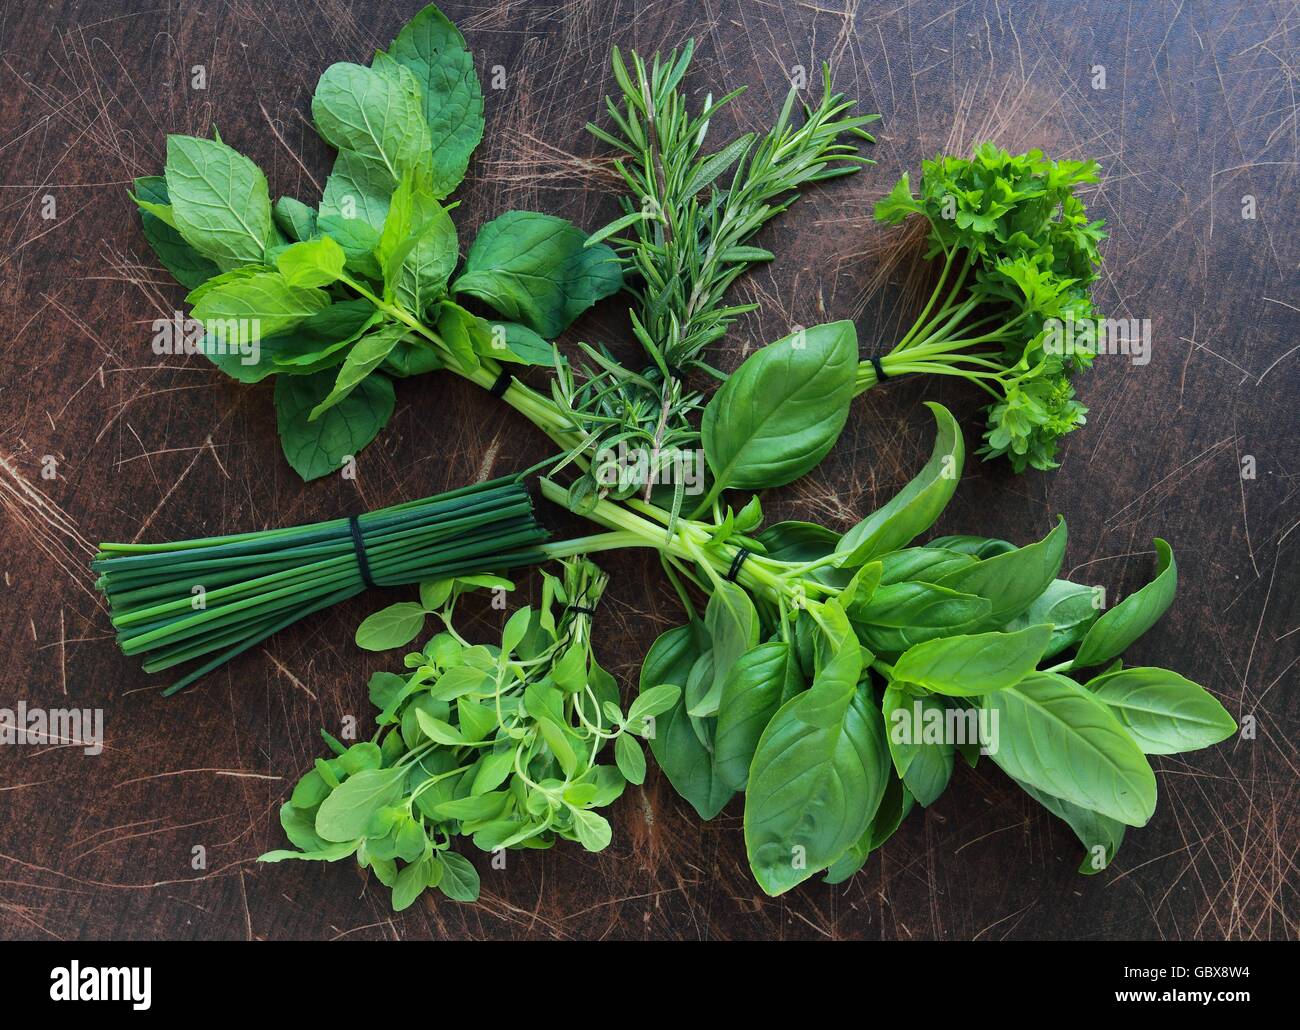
[861,144,1107,472]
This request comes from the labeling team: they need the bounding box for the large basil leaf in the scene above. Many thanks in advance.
[164,135,272,267]
[640,622,733,820]
[701,321,857,493]
[823,773,914,884]
[1071,540,1177,669]
[383,2,484,198]
[713,642,799,791]
[275,368,395,480]
[877,546,975,586]
[1084,667,1236,754]
[851,580,990,654]
[744,635,887,895]
[688,582,759,717]
[836,402,964,564]
[893,625,1052,697]
[132,176,221,288]
[882,685,954,806]
[452,212,622,337]
[1015,779,1126,874]
[933,517,1067,628]
[983,672,1157,826]
[1005,578,1100,659]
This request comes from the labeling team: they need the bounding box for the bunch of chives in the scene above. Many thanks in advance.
[93,477,549,696]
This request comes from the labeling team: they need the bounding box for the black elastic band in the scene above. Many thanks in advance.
[725,548,751,583]
[348,515,376,588]
[869,355,889,381]
[489,368,512,397]
[570,605,597,615]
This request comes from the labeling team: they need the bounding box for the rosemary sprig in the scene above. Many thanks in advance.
[587,39,879,374]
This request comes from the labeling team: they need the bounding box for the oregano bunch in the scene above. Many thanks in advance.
[262,557,680,910]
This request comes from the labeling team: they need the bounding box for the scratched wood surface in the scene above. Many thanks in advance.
[0,0,1295,941]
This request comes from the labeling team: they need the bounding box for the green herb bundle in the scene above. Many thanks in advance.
[863,144,1107,471]
[262,557,678,911]
[133,4,621,481]
[542,333,1236,893]
[94,477,547,695]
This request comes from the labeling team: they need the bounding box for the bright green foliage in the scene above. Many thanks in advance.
[868,144,1108,472]
[129,3,619,480]
[262,558,672,911]
[545,402,1236,890]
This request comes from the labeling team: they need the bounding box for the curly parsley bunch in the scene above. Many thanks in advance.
[862,144,1107,472]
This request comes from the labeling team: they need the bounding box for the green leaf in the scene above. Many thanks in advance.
[190,270,331,340]
[392,856,431,911]
[881,686,954,806]
[356,602,428,651]
[1005,579,1101,659]
[314,766,407,842]
[478,321,554,366]
[308,322,410,420]
[893,624,1053,697]
[383,2,485,198]
[614,733,646,785]
[689,582,759,717]
[320,150,395,233]
[701,321,857,493]
[836,403,965,564]
[1071,540,1177,669]
[570,808,613,852]
[934,517,1068,628]
[132,176,221,288]
[851,581,991,654]
[983,671,1157,826]
[437,851,481,902]
[640,623,734,820]
[744,674,888,896]
[1084,667,1236,755]
[626,684,681,727]
[164,134,273,267]
[452,211,623,337]
[312,61,432,199]
[276,236,346,288]
[274,368,394,481]
[273,196,318,241]
[713,642,796,791]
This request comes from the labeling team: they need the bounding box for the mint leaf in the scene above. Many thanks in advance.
[309,322,411,420]
[453,212,622,337]
[274,367,395,480]
[273,196,318,241]
[164,135,273,267]
[382,2,485,198]
[189,270,331,339]
[131,176,221,289]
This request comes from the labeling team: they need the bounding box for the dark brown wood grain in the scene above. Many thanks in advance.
[0,0,1295,941]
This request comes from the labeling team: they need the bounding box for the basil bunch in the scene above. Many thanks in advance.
[133,4,621,479]
[543,329,1236,894]
[262,558,677,910]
